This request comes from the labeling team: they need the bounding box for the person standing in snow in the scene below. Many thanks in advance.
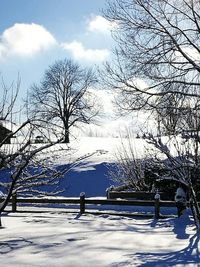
[175,185,187,217]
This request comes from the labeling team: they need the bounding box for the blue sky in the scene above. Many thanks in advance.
[0,0,113,100]
[0,0,145,135]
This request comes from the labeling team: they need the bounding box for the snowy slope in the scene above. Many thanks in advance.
[30,137,149,197]
[0,136,148,197]
[0,136,187,197]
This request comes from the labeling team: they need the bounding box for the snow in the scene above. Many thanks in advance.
[1,136,200,266]
[37,136,150,165]
[0,209,198,267]
[12,136,149,197]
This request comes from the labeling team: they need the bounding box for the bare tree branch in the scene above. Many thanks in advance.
[28,59,100,143]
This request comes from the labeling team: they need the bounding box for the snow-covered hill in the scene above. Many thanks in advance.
[1,135,189,197]
[37,136,149,197]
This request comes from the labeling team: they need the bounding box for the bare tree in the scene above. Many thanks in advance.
[0,75,20,121]
[103,0,200,113]
[155,92,185,136]
[29,59,99,143]
[0,77,67,226]
[0,121,67,209]
[144,133,200,228]
[103,0,200,165]
[0,75,103,228]
[155,90,200,137]
[107,133,149,191]
[102,0,200,227]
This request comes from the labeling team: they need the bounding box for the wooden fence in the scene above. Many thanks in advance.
[2,193,178,219]
[107,190,175,201]
[107,189,200,202]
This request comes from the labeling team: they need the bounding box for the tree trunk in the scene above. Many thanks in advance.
[63,126,70,143]
[63,134,69,143]
[189,185,200,230]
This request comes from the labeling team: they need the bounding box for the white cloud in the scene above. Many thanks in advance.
[88,15,115,34]
[0,43,7,59]
[62,41,110,62]
[0,23,56,59]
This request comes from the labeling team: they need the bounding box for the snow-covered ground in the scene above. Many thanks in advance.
[0,209,198,267]
[1,136,200,266]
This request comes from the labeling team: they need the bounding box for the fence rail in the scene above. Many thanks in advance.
[16,198,80,204]
[0,193,178,219]
[107,190,175,201]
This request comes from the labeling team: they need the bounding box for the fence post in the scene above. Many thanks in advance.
[0,196,2,226]
[106,188,110,199]
[12,193,17,212]
[106,186,113,199]
[80,192,85,214]
[154,191,160,219]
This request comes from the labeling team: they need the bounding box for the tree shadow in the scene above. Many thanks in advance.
[1,212,198,266]
[112,216,199,267]
[137,232,199,266]
[74,212,82,220]
[173,215,193,240]
[0,238,33,254]
[110,233,200,267]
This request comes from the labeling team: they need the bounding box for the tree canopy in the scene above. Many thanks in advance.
[29,59,99,143]
[103,0,200,113]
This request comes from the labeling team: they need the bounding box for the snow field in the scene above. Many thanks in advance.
[0,210,198,267]
[1,136,200,266]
